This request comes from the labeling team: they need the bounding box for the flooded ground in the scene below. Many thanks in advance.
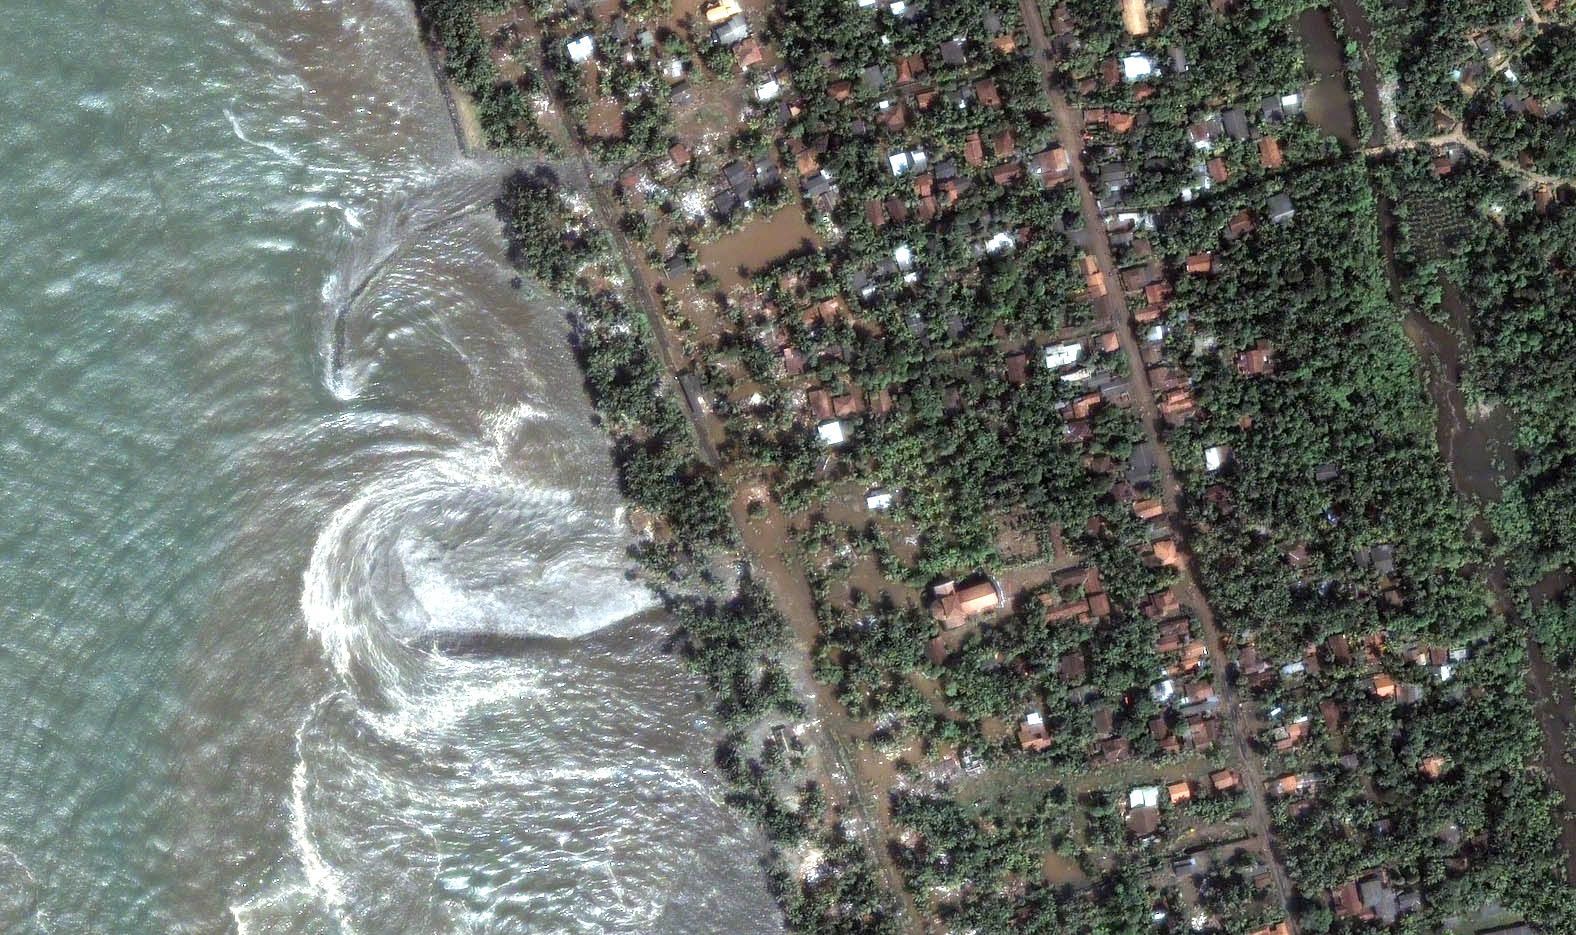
[1331,0,1388,145]
[1376,197,1576,876]
[1402,282,1516,507]
[698,207,820,293]
[1297,8,1360,147]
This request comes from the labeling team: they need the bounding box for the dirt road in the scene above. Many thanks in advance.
[1018,0,1301,924]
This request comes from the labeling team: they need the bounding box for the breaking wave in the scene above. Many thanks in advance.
[231,179,777,931]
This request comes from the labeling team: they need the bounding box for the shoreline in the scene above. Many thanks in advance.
[410,7,478,158]
[403,4,909,932]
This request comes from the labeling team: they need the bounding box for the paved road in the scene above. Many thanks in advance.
[1017,0,1301,926]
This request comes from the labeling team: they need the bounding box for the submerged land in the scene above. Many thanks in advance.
[413,0,1576,932]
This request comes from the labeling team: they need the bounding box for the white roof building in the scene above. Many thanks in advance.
[817,420,847,446]
[984,231,1015,255]
[1128,786,1162,809]
[566,35,596,64]
[1122,53,1157,81]
[1043,342,1084,369]
[866,490,894,511]
[755,79,781,102]
[1204,445,1230,472]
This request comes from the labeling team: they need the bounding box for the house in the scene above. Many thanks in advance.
[1133,498,1164,520]
[1121,52,1157,81]
[973,78,1001,107]
[1059,649,1087,682]
[1248,923,1292,935]
[1018,711,1053,751]
[1122,0,1149,35]
[1236,340,1274,375]
[1129,785,1161,809]
[1044,341,1084,369]
[1092,706,1117,737]
[1271,718,1310,751]
[1267,192,1295,224]
[1259,136,1285,168]
[1096,736,1132,764]
[992,128,1016,158]
[704,0,742,23]
[1226,210,1257,239]
[565,35,596,64]
[1167,780,1193,804]
[1005,352,1029,385]
[712,14,750,45]
[939,39,967,66]
[1271,773,1301,796]
[1371,673,1398,698]
[1186,252,1216,275]
[1320,699,1343,732]
[1184,714,1217,749]
[1188,116,1223,149]
[1151,538,1183,567]
[963,132,985,167]
[1032,147,1071,184]
[1156,618,1192,654]
[1128,805,1161,835]
[930,577,1001,629]
[990,162,1023,185]
[1222,107,1250,139]
[1207,157,1229,184]
[1211,769,1239,792]
[1420,755,1447,779]
[1081,255,1108,298]
[736,37,766,69]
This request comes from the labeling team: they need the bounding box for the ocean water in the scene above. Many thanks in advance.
[0,0,780,931]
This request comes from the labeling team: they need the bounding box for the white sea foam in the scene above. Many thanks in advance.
[224,105,305,165]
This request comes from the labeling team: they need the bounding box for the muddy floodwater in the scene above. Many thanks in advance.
[1295,2,1386,148]
[1377,198,1576,878]
[1296,8,1359,147]
[698,207,820,293]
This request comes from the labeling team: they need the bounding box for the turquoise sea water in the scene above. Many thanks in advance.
[0,1,778,931]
